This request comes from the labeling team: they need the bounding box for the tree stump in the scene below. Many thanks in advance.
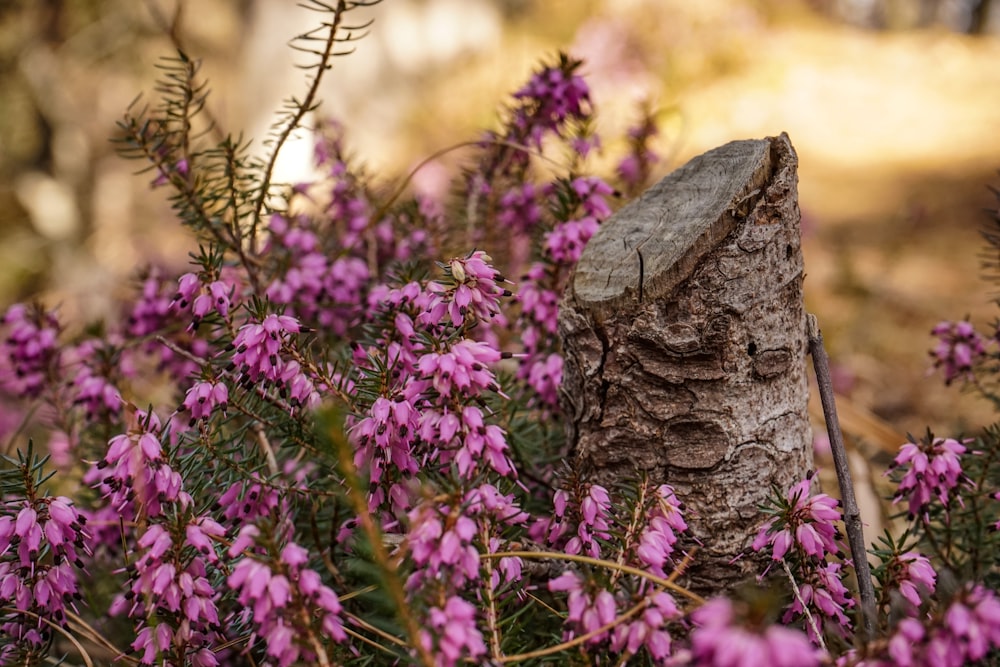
[558,133,812,593]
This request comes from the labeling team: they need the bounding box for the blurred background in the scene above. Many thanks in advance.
[1,0,999,477]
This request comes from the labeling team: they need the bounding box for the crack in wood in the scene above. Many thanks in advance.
[636,248,645,303]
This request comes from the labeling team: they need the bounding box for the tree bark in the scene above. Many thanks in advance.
[558,133,812,593]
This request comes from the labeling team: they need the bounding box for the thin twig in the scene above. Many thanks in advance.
[806,313,877,640]
[780,558,826,651]
[253,423,280,475]
[2,607,98,667]
[249,0,349,248]
[483,550,704,604]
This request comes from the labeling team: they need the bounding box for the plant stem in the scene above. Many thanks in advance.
[806,313,876,641]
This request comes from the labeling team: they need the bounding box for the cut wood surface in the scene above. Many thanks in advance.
[559,133,812,593]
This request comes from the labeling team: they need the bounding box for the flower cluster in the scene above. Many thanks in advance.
[263,214,372,336]
[548,571,618,644]
[227,538,347,667]
[930,320,989,385]
[548,571,683,662]
[172,272,233,330]
[531,483,613,558]
[612,590,680,661]
[882,550,937,612]
[181,380,229,424]
[690,598,821,667]
[0,494,90,659]
[405,498,481,590]
[511,55,591,150]
[110,518,225,667]
[888,434,972,521]
[753,474,845,564]
[854,584,1000,667]
[636,484,688,578]
[753,473,855,639]
[515,176,615,408]
[5,12,1000,667]
[429,251,511,329]
[416,596,487,667]
[90,407,190,518]
[0,303,60,398]
[617,109,660,195]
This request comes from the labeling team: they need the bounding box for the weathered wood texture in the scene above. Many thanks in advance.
[559,134,811,592]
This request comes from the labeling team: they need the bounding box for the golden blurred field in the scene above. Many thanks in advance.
[1,0,999,462]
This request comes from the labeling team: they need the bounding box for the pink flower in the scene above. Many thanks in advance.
[548,571,617,644]
[94,408,191,517]
[930,320,988,385]
[511,55,591,149]
[227,537,347,662]
[636,485,688,577]
[405,500,481,589]
[181,380,229,423]
[889,435,972,520]
[691,598,822,667]
[893,551,937,609]
[417,596,486,667]
[425,251,510,327]
[0,303,61,398]
[752,474,843,563]
[611,590,679,660]
[531,483,612,558]
[231,313,302,382]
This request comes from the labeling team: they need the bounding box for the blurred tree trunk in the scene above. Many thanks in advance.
[558,134,812,594]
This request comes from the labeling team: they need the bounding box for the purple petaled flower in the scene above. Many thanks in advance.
[0,303,61,398]
[548,571,617,644]
[610,590,680,661]
[888,435,972,521]
[231,314,302,383]
[636,484,688,578]
[465,484,528,588]
[782,561,856,640]
[463,483,529,525]
[68,342,123,420]
[930,320,988,385]
[425,251,511,328]
[404,499,480,590]
[181,380,229,424]
[92,408,191,518]
[112,518,224,664]
[0,494,91,656]
[263,213,371,335]
[170,272,233,331]
[862,584,1000,667]
[228,537,347,667]
[545,216,600,264]
[752,475,843,564]
[530,483,612,558]
[617,111,660,193]
[275,360,319,409]
[127,269,175,337]
[417,596,487,667]
[524,352,563,407]
[217,479,283,530]
[416,339,502,397]
[352,395,420,510]
[497,183,542,232]
[691,597,823,667]
[511,56,591,149]
[571,176,615,219]
[889,551,937,610]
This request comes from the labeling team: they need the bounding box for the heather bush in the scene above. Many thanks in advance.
[0,2,998,666]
